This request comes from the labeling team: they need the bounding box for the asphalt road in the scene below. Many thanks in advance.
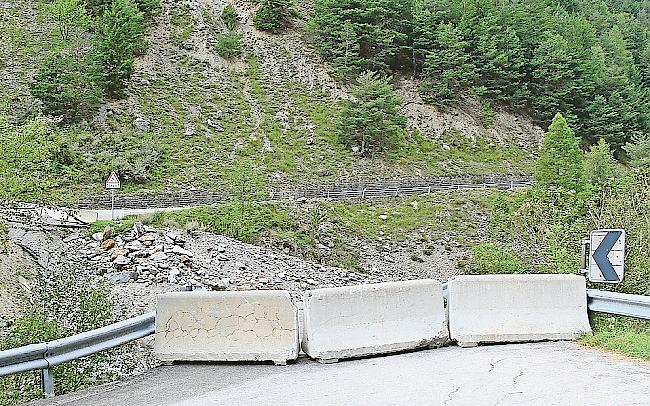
[30,342,650,406]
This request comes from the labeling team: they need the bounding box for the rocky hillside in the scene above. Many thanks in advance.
[1,0,543,203]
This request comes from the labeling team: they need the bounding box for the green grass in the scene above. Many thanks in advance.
[135,191,493,270]
[582,315,650,361]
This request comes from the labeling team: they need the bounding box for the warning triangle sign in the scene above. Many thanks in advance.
[105,171,121,190]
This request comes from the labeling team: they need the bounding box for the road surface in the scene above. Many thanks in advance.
[30,342,650,406]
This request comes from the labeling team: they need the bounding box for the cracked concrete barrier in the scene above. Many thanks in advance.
[154,291,299,365]
[448,274,591,347]
[302,280,448,363]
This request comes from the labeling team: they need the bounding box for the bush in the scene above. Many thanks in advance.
[111,140,162,184]
[155,202,291,243]
[221,4,239,30]
[216,33,242,58]
[535,113,585,191]
[91,0,144,97]
[86,0,159,17]
[0,115,80,202]
[253,0,295,33]
[49,0,90,40]
[30,54,100,122]
[337,71,406,156]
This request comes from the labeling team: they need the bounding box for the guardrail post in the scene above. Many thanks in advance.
[41,367,54,397]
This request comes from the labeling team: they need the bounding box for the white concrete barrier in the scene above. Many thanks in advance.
[302,280,448,363]
[448,274,591,347]
[154,291,299,365]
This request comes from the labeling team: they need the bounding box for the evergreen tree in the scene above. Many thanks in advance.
[624,134,650,167]
[50,0,90,40]
[91,0,144,97]
[308,0,413,78]
[420,21,476,104]
[535,113,585,191]
[584,138,618,186]
[337,71,406,156]
[30,54,99,121]
[253,0,295,33]
[530,32,576,122]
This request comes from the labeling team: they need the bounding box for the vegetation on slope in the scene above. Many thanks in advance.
[308,0,650,149]
[0,0,539,203]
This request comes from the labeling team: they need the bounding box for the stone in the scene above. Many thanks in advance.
[150,252,168,262]
[133,221,145,237]
[154,291,299,365]
[113,255,131,266]
[103,226,115,241]
[124,240,145,251]
[100,239,116,250]
[207,119,224,132]
[105,271,132,284]
[172,246,193,257]
[92,232,104,242]
[140,234,156,243]
[111,249,129,261]
[184,124,196,136]
[133,117,150,132]
[235,261,246,269]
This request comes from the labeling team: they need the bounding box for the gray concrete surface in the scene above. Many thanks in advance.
[302,280,448,362]
[154,291,299,365]
[30,342,650,406]
[448,275,591,347]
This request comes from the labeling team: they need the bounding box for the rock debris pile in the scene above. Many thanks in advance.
[84,222,444,299]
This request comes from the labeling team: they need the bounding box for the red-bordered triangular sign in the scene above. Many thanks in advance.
[105,171,121,190]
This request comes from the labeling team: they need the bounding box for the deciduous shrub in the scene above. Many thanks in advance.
[30,54,100,121]
[221,4,239,30]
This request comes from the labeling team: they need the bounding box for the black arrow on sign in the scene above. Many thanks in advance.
[592,231,622,282]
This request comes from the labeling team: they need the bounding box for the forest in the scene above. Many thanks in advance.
[308,0,650,150]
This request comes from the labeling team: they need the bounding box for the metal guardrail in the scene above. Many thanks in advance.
[0,311,155,396]
[0,288,647,399]
[587,289,650,320]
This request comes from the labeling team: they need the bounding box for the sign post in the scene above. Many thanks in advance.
[105,171,121,221]
[580,229,625,284]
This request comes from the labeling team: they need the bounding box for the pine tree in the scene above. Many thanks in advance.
[91,0,144,97]
[30,54,99,121]
[584,138,617,186]
[253,0,295,33]
[337,71,406,156]
[50,0,90,40]
[535,113,585,191]
[420,21,476,104]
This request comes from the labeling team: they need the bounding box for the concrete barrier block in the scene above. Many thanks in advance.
[302,280,448,362]
[448,274,591,347]
[154,291,299,365]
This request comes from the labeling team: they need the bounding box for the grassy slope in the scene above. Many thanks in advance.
[0,0,537,204]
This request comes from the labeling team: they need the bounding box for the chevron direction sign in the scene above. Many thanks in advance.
[588,229,625,284]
